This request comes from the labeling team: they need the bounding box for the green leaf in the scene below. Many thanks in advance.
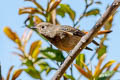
[24,67,41,79]
[34,57,45,63]
[26,15,34,28]
[57,4,76,21]
[40,47,65,62]
[39,61,49,71]
[98,71,115,80]
[38,61,56,75]
[63,73,75,80]
[97,45,107,59]
[85,9,99,16]
[22,58,33,67]
[76,54,85,68]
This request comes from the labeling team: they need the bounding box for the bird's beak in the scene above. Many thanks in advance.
[30,27,37,29]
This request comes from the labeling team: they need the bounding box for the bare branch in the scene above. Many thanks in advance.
[0,63,2,80]
[52,0,120,80]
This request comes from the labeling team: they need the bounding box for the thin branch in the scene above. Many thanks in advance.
[73,3,88,27]
[52,0,120,80]
[0,63,2,80]
[73,0,93,27]
[70,65,73,77]
[87,52,96,65]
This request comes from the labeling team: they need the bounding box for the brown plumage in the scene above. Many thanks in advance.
[31,22,111,52]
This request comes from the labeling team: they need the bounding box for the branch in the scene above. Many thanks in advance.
[52,0,120,80]
[0,63,2,80]
[73,1,89,27]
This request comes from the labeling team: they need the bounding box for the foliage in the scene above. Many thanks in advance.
[2,0,120,80]
[74,54,120,80]
[1,66,23,80]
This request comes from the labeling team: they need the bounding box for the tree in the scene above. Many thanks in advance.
[1,0,120,80]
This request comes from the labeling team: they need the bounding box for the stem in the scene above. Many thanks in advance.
[73,4,89,27]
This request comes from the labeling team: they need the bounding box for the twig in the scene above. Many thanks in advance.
[73,0,93,27]
[73,3,88,27]
[70,65,73,77]
[87,52,96,66]
[52,0,120,80]
[0,63,1,80]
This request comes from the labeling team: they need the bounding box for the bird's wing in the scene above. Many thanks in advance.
[60,25,99,46]
[60,25,85,37]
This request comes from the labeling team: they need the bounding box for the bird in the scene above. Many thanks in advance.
[30,22,112,52]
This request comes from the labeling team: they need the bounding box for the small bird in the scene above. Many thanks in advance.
[30,22,112,52]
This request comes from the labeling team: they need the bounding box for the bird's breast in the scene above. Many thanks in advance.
[49,35,81,51]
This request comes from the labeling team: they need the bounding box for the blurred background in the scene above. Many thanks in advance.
[0,0,120,80]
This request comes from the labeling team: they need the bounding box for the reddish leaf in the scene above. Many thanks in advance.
[48,0,61,12]
[19,7,39,15]
[6,66,14,80]
[94,54,106,77]
[74,64,92,79]
[11,69,23,80]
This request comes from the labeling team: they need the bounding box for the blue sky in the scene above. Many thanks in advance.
[0,0,120,80]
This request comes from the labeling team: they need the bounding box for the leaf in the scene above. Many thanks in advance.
[46,13,51,22]
[56,4,76,21]
[113,63,120,71]
[48,0,61,12]
[76,54,85,68]
[97,44,107,59]
[12,52,24,58]
[29,40,42,59]
[80,61,92,76]
[107,63,120,79]
[39,61,49,71]
[22,58,33,67]
[24,67,41,79]
[3,27,21,46]
[33,15,43,25]
[104,13,116,30]
[85,9,99,16]
[46,67,56,75]
[63,73,75,80]
[23,30,33,46]
[28,0,44,11]
[11,69,23,80]
[38,61,56,75]
[39,61,51,74]
[95,59,115,77]
[101,60,116,72]
[46,67,51,75]
[40,47,65,62]
[98,71,115,80]
[6,66,14,80]
[34,57,45,64]
[74,64,92,79]
[19,7,39,15]
[94,54,106,77]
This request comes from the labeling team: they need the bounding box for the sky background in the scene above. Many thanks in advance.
[0,0,120,80]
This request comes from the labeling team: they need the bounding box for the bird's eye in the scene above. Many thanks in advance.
[41,26,45,29]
